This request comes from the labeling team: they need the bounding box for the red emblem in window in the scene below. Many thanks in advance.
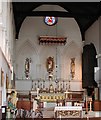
[44,16,57,26]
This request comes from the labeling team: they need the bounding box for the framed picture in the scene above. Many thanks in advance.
[0,90,2,106]
[11,72,15,89]
[6,74,9,89]
[1,68,4,87]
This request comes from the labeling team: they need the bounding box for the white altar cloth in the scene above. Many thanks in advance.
[54,106,82,112]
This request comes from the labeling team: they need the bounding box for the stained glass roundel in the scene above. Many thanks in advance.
[44,16,58,26]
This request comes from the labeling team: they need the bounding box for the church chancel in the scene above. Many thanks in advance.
[0,2,101,119]
[16,50,85,118]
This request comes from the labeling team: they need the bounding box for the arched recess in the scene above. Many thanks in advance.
[38,45,62,80]
[16,40,39,79]
[16,40,38,57]
[61,41,82,81]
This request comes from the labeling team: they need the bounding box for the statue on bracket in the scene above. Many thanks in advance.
[25,58,31,78]
[70,58,75,79]
[46,57,54,73]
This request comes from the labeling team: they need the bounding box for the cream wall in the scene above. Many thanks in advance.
[0,2,15,106]
[85,19,99,53]
[15,15,83,91]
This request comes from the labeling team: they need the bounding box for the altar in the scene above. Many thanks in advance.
[54,106,82,118]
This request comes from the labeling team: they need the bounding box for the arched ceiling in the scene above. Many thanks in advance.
[12,2,100,40]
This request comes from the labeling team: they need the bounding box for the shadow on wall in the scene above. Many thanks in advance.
[82,43,98,89]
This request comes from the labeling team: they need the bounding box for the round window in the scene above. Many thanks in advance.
[44,16,58,26]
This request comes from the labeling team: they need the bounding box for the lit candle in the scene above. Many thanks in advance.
[87,116,89,120]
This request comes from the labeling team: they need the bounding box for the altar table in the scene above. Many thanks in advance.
[54,106,82,118]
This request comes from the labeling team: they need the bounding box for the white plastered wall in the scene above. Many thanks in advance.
[15,5,83,92]
[0,1,15,106]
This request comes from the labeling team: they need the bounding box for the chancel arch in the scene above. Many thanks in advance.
[33,4,68,12]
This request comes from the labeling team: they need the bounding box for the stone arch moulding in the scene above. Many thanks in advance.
[16,40,38,59]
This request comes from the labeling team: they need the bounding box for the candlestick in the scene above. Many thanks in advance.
[89,98,92,111]
[85,95,88,114]
[59,115,61,120]
[35,82,36,91]
[37,88,40,97]
[87,116,89,120]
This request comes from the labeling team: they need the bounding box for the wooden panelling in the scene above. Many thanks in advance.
[17,100,33,110]
[94,100,101,111]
